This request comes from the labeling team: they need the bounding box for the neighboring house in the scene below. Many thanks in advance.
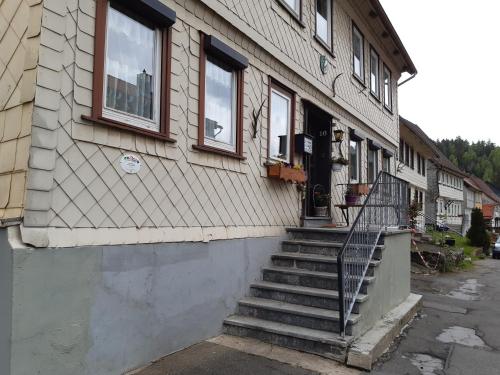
[395,119,467,232]
[0,1,416,374]
[429,154,467,232]
[398,117,438,230]
[470,176,500,231]
[463,177,483,235]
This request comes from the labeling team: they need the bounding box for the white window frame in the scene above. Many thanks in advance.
[383,64,392,110]
[369,47,380,98]
[281,0,301,17]
[203,56,238,153]
[102,2,162,132]
[316,0,332,47]
[352,25,364,81]
[269,85,293,163]
[349,139,361,183]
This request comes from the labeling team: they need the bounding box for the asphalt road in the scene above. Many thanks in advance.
[372,258,500,375]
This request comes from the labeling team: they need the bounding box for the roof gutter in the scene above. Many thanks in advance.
[398,72,417,87]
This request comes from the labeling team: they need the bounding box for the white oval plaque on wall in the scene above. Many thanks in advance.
[120,154,141,174]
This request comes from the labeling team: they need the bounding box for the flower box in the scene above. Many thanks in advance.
[267,164,307,183]
[350,183,370,195]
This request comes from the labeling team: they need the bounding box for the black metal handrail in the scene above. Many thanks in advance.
[337,171,409,336]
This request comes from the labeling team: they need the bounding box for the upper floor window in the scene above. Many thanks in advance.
[316,0,332,48]
[197,34,248,158]
[369,47,380,98]
[281,0,301,18]
[352,25,364,81]
[383,64,392,110]
[86,0,176,140]
[269,81,295,162]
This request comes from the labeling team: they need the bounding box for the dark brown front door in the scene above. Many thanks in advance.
[303,102,332,218]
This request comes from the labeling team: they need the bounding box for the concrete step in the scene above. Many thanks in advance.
[237,297,359,335]
[272,252,381,276]
[250,281,368,313]
[282,240,384,260]
[223,315,352,362]
[262,266,375,294]
[287,227,385,245]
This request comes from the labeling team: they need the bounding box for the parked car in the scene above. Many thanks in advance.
[493,238,500,259]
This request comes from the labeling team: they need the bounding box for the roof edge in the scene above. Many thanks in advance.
[369,0,417,75]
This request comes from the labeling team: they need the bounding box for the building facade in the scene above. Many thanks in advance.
[0,0,416,374]
[463,177,482,235]
[398,117,436,230]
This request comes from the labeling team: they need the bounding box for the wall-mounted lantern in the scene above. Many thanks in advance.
[333,129,345,143]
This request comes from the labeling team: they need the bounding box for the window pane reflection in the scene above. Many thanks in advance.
[270,89,291,161]
[205,57,236,150]
[105,6,157,123]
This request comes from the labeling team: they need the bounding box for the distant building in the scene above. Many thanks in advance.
[463,177,483,235]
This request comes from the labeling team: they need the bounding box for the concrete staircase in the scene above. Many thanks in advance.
[223,227,385,362]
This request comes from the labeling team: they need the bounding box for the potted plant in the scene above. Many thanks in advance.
[345,185,360,205]
[313,184,329,217]
[314,192,330,217]
[331,157,349,172]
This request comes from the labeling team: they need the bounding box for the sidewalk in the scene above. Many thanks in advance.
[130,336,360,375]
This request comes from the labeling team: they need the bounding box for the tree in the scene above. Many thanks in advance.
[436,138,500,192]
[466,208,489,251]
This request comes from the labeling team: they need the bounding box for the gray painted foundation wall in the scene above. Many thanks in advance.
[6,233,281,375]
[0,229,13,375]
[357,231,411,336]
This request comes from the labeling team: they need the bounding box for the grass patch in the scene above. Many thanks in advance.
[426,230,481,270]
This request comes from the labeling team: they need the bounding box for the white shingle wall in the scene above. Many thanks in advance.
[0,0,43,222]
[23,0,403,236]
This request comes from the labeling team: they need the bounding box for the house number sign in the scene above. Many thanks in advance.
[304,137,313,154]
[120,154,141,174]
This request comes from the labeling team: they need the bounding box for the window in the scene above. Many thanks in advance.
[352,25,364,81]
[383,64,392,110]
[367,148,378,183]
[316,0,332,47]
[269,81,294,162]
[417,153,421,174]
[410,147,415,169]
[369,48,380,98]
[85,0,176,140]
[422,158,426,176]
[349,140,361,183]
[383,155,391,172]
[281,0,301,17]
[404,142,410,166]
[197,34,248,158]
[204,58,237,151]
[399,139,404,162]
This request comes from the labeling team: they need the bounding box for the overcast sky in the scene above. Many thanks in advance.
[380,0,500,145]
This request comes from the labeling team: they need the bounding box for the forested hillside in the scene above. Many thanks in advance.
[436,138,500,189]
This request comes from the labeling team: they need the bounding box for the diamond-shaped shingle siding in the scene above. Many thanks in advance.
[23,0,402,233]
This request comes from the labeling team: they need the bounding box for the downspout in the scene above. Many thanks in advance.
[398,72,417,87]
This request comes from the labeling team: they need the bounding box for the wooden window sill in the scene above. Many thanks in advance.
[192,144,246,160]
[275,0,306,28]
[81,115,176,143]
[314,35,335,59]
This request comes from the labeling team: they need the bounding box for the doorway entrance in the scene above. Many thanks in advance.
[303,102,333,219]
